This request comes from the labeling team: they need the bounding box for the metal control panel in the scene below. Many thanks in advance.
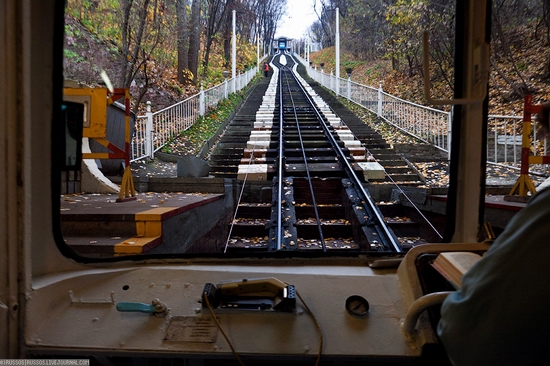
[25,263,420,359]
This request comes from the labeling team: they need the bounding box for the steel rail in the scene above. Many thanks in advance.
[287,55,401,253]
[275,59,284,251]
[278,60,327,252]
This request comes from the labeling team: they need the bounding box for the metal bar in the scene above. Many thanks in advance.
[289,54,401,253]
[279,61,326,252]
[276,63,284,251]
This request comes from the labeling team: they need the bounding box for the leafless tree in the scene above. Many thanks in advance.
[222,0,235,69]
[188,0,201,82]
[202,0,230,76]
[491,0,541,98]
[177,0,190,84]
[120,0,152,88]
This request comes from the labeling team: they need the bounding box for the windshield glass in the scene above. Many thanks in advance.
[59,1,549,260]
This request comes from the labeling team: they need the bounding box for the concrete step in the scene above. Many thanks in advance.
[61,191,226,255]
[385,173,423,182]
[385,166,416,174]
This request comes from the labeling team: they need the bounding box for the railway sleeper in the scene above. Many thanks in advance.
[342,181,400,252]
[242,147,367,159]
[225,54,423,252]
[225,182,410,253]
[268,177,298,250]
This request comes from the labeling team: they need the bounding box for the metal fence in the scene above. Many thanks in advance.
[307,65,452,154]
[131,63,263,162]
[297,55,547,170]
[486,115,548,167]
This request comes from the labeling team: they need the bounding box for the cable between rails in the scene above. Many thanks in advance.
[280,65,326,251]
[202,288,323,366]
[223,138,257,253]
[385,172,444,240]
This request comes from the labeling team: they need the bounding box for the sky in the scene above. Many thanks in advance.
[275,0,320,40]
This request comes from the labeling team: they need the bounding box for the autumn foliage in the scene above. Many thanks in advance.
[307,0,550,117]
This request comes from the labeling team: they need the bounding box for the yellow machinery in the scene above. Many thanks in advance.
[508,95,549,199]
[63,86,136,201]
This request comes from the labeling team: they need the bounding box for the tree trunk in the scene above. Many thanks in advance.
[543,0,550,78]
[490,58,530,98]
[119,0,133,87]
[492,5,530,97]
[223,0,234,68]
[122,0,151,88]
[188,0,201,83]
[177,0,189,84]
[133,49,150,115]
[202,0,228,77]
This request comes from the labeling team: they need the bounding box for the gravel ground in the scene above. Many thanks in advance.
[131,158,178,178]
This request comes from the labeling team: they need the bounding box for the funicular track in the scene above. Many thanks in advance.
[220,53,431,254]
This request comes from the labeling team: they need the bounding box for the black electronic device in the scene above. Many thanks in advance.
[61,101,84,170]
[202,277,296,312]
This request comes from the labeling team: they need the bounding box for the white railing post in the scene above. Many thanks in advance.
[133,63,527,168]
[377,82,383,117]
[199,85,205,116]
[330,70,333,91]
[130,67,260,162]
[335,7,340,96]
[145,101,153,159]
[232,10,236,91]
[448,107,453,160]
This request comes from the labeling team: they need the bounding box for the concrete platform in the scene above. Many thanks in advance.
[254,121,273,128]
[429,194,526,212]
[61,187,232,256]
[237,163,269,180]
[246,140,271,149]
[426,194,526,232]
[343,140,363,148]
[249,131,272,141]
[357,161,386,180]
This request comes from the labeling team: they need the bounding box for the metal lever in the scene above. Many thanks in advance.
[116,299,168,317]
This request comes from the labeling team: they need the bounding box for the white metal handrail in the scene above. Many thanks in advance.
[294,54,546,171]
[305,63,451,155]
[131,55,267,162]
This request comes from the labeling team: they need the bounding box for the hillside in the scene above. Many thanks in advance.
[63,15,198,114]
[63,14,550,119]
[309,40,550,117]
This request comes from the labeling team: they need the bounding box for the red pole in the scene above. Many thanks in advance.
[520,95,532,175]
[125,89,131,168]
